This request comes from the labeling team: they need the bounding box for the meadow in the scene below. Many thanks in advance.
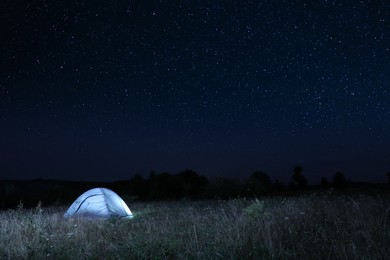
[0,192,389,259]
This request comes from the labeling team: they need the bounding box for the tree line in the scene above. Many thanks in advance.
[111,166,388,200]
[0,167,389,209]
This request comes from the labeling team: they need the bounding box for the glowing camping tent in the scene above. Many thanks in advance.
[64,187,133,219]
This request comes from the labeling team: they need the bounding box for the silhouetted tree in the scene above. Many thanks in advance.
[145,170,208,200]
[333,171,347,189]
[245,171,272,196]
[176,170,208,199]
[205,177,243,199]
[147,172,181,199]
[252,171,272,186]
[291,165,307,190]
[321,177,331,189]
[273,179,285,192]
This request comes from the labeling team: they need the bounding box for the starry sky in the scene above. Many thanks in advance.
[1,0,389,183]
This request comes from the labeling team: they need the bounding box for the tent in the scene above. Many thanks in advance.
[64,187,133,219]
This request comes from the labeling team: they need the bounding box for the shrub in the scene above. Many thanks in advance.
[243,198,264,220]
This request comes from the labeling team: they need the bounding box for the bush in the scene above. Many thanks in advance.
[243,199,265,220]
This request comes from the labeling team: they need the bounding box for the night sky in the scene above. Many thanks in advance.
[1,1,389,184]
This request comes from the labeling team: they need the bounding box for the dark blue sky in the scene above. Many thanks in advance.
[1,0,389,183]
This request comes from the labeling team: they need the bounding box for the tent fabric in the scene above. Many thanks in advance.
[64,187,133,219]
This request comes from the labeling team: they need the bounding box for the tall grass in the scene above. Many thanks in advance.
[0,193,389,259]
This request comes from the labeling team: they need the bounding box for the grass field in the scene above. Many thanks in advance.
[1,193,389,259]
